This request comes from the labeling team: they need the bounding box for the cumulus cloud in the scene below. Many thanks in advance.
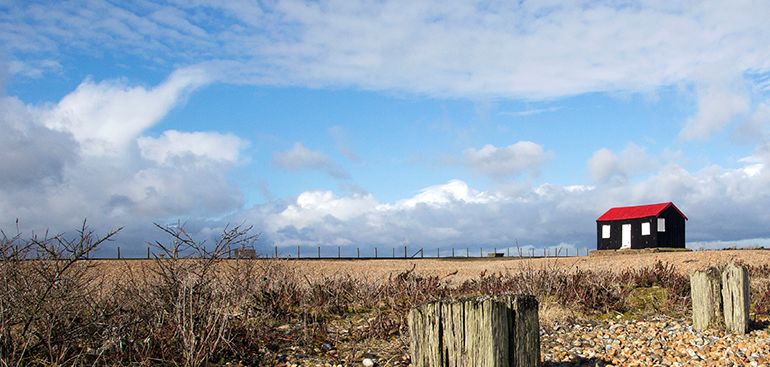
[272,142,349,179]
[224,153,770,254]
[587,143,657,184]
[0,96,78,190]
[42,68,209,156]
[0,72,244,254]
[451,142,552,180]
[138,130,246,166]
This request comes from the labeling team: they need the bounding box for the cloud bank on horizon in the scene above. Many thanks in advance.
[1,0,770,255]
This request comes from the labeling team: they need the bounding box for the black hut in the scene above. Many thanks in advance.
[596,202,687,250]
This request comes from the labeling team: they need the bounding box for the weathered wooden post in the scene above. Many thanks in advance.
[691,267,723,331]
[409,294,539,367]
[690,263,750,334]
[721,263,749,334]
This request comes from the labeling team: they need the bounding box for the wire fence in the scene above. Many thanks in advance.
[102,245,591,260]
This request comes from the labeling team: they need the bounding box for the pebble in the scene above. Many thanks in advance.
[540,316,770,366]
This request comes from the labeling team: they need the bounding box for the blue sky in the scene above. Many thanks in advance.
[2,0,770,257]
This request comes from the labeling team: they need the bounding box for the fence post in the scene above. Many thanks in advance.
[691,267,724,331]
[357,247,360,258]
[452,248,455,257]
[393,248,395,258]
[405,246,407,258]
[437,248,439,258]
[338,247,341,258]
[375,247,378,258]
[274,246,278,258]
[409,294,540,367]
[318,246,321,259]
[690,263,750,334]
[721,263,750,334]
[147,247,150,259]
[298,246,300,259]
[117,247,120,259]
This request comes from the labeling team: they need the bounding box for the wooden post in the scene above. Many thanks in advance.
[117,247,120,259]
[691,263,750,334]
[405,246,407,258]
[147,247,150,259]
[721,263,749,334]
[318,246,321,259]
[375,247,378,258]
[297,246,300,259]
[409,294,539,367]
[357,248,360,258]
[691,267,724,331]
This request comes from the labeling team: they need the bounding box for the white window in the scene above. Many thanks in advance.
[602,225,611,239]
[641,222,651,236]
[657,218,665,232]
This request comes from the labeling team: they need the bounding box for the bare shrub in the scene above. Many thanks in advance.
[0,220,120,366]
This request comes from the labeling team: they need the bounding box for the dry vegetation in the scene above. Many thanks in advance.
[2,222,770,366]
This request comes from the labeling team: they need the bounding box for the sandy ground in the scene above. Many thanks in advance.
[288,249,770,284]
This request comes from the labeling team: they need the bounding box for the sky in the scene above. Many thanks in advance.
[2,0,770,257]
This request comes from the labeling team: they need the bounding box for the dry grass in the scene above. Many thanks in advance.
[287,249,770,284]
[3,221,770,366]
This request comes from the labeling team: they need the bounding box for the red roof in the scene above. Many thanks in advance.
[597,202,687,221]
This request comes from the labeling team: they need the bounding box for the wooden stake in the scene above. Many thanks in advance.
[409,294,539,367]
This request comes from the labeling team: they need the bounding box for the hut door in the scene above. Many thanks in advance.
[621,224,631,249]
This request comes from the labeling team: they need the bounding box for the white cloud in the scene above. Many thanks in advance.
[42,68,210,156]
[679,85,750,140]
[391,179,499,209]
[5,1,770,100]
[229,154,770,252]
[587,143,657,184]
[0,72,244,251]
[453,142,552,180]
[138,130,246,166]
[272,142,349,179]
[266,190,379,231]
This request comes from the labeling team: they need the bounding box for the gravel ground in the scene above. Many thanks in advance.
[290,249,770,284]
[541,316,770,367]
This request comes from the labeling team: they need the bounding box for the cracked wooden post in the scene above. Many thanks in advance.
[691,267,724,332]
[691,263,750,334]
[409,294,539,367]
[721,263,749,334]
